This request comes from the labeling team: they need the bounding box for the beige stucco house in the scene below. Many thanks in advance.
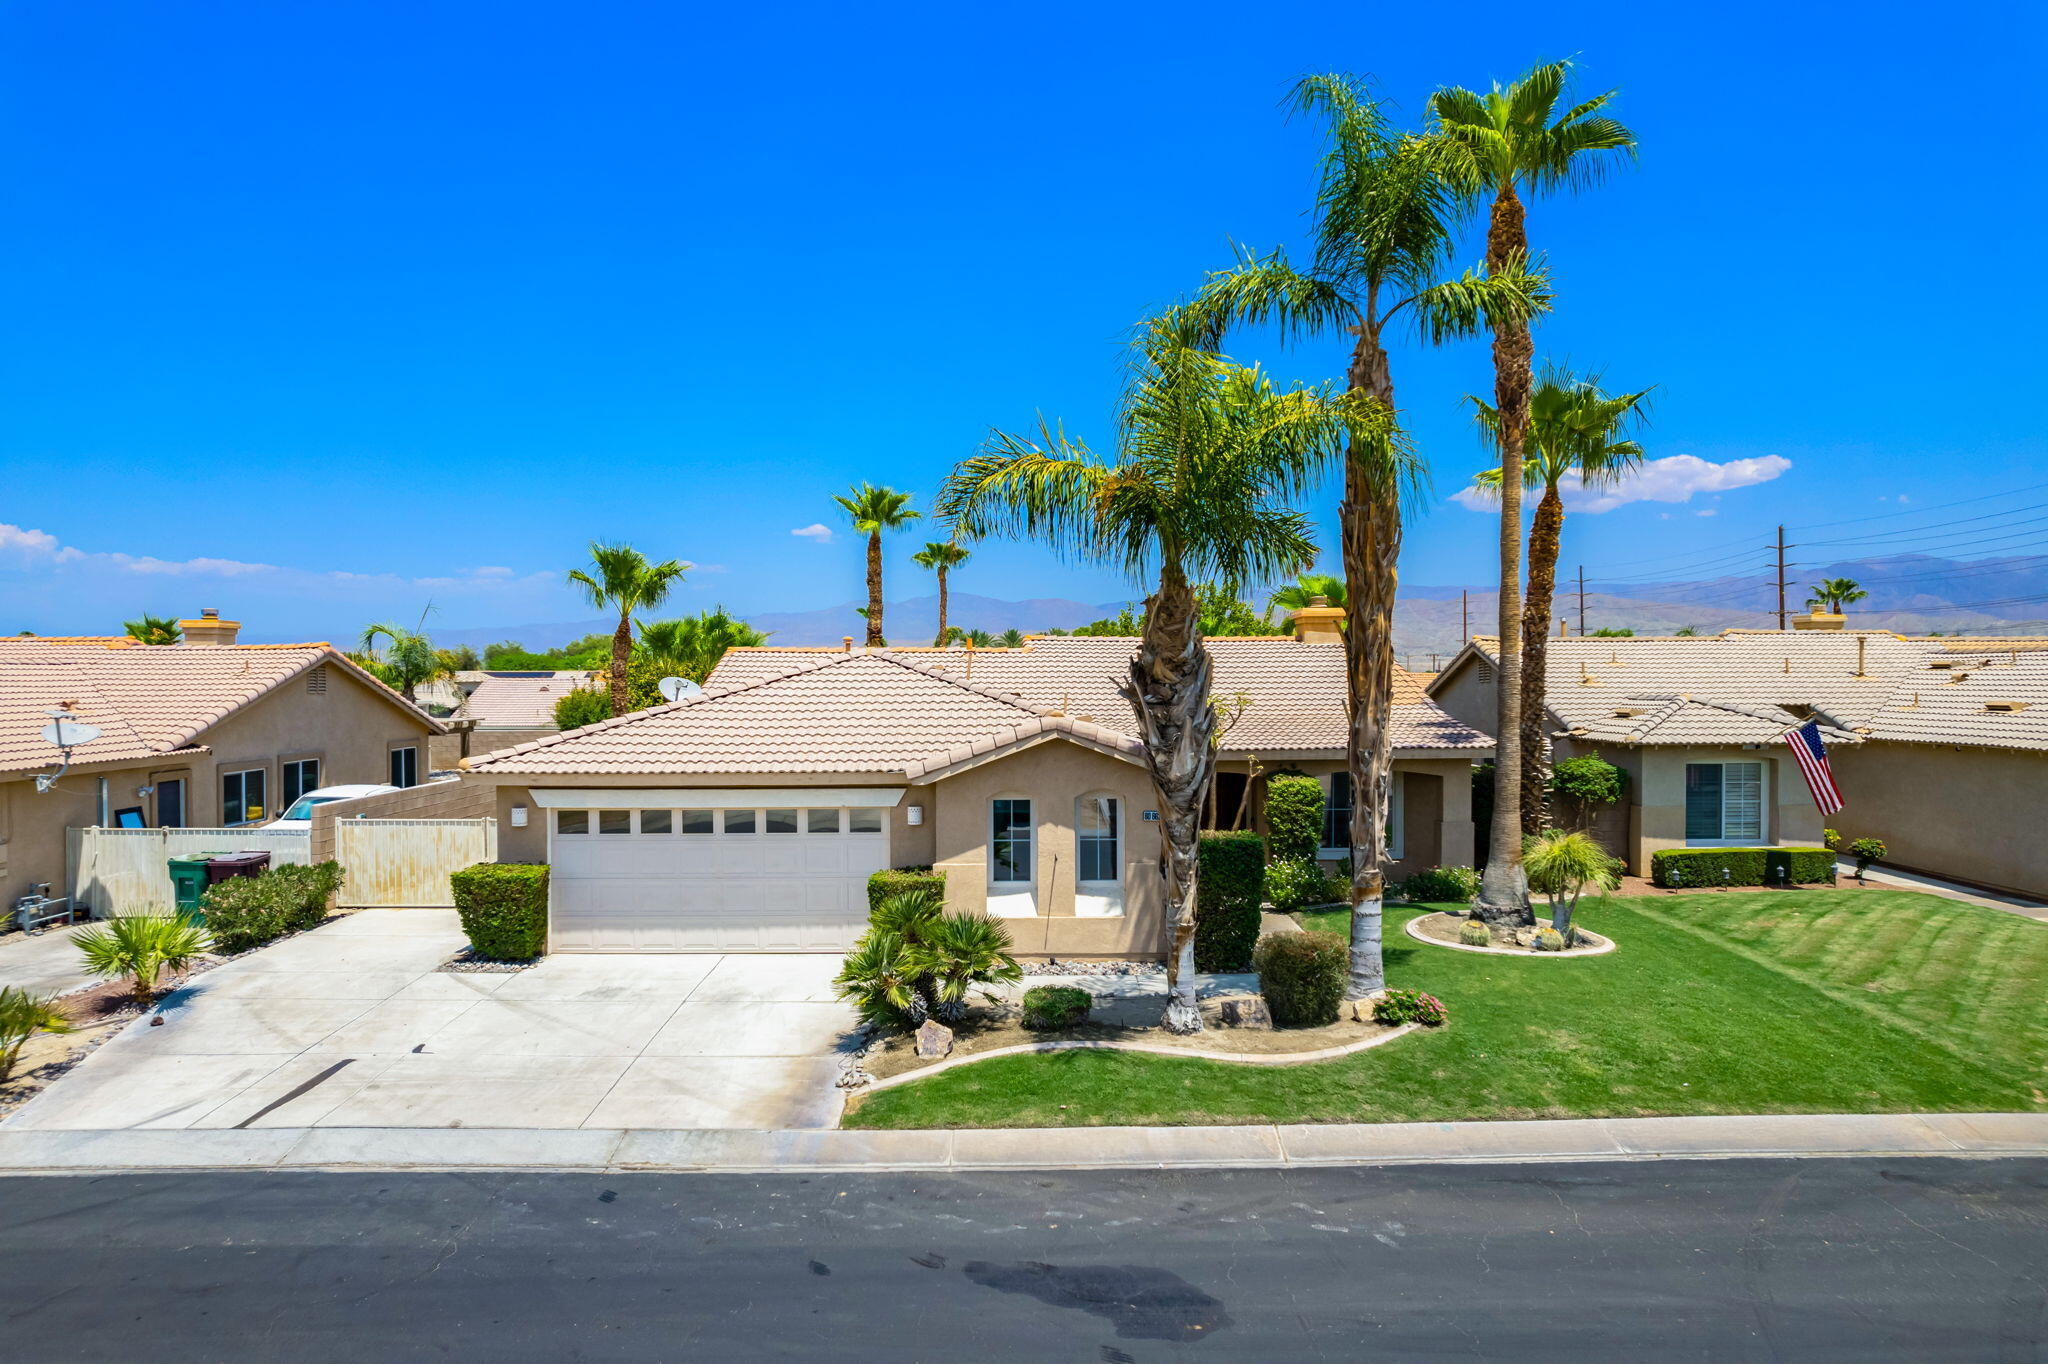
[445,626,1492,959]
[0,613,443,909]
[1427,629,2048,898]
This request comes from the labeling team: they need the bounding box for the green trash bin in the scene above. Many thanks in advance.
[168,853,227,912]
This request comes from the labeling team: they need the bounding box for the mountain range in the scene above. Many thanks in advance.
[440,554,2048,664]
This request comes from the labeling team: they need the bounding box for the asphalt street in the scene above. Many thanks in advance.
[2,1157,2045,1360]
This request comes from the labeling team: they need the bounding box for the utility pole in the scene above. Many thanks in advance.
[1775,525,1789,630]
[1460,588,1469,642]
[1577,565,1587,637]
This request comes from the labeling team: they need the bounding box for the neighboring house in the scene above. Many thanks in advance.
[0,611,443,909]
[1427,628,2048,897]
[441,617,1491,959]
[422,671,595,770]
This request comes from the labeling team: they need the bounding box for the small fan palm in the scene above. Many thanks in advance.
[1805,578,1868,614]
[904,914,1023,1023]
[833,931,928,1029]
[1522,828,1622,937]
[0,987,72,1082]
[638,607,768,684]
[1266,572,1348,623]
[122,614,182,646]
[74,910,213,1008]
[869,889,944,941]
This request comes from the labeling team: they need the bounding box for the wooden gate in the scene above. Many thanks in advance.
[332,818,497,909]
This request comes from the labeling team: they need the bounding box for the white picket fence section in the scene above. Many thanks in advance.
[67,828,313,916]
[332,819,497,909]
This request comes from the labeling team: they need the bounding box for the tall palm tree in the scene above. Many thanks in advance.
[834,484,920,646]
[912,540,973,646]
[567,542,689,715]
[940,305,1374,1031]
[1468,366,1650,832]
[357,619,450,701]
[1805,577,1868,613]
[1267,571,1348,623]
[998,628,1025,648]
[639,607,769,683]
[122,614,181,645]
[1191,72,1549,992]
[1430,59,1634,923]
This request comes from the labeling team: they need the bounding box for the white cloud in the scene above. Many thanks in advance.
[790,523,833,543]
[0,523,84,563]
[1450,455,1792,515]
[470,565,515,579]
[1696,508,1717,517]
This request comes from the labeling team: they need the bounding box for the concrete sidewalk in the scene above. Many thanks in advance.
[0,1111,2041,1176]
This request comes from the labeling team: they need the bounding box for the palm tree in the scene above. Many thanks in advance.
[1430,59,1635,924]
[639,608,769,683]
[998,628,1025,648]
[122,614,181,646]
[74,911,213,1009]
[1191,72,1550,990]
[963,628,995,647]
[940,305,1373,1031]
[0,987,70,1082]
[1805,577,1868,614]
[1267,571,1348,623]
[1523,827,1621,937]
[833,484,920,646]
[912,541,973,646]
[567,542,689,716]
[1468,366,1650,833]
[357,619,451,702]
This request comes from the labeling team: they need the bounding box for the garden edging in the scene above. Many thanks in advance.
[1404,913,1616,957]
[856,1022,1421,1095]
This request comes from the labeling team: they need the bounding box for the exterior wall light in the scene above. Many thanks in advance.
[510,805,529,828]
[907,804,924,826]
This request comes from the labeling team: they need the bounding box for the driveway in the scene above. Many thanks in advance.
[0,925,101,998]
[3,911,857,1132]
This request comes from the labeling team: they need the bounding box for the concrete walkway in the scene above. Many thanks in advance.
[1838,859,2048,921]
[0,924,100,998]
[0,1111,2040,1175]
[4,910,859,1133]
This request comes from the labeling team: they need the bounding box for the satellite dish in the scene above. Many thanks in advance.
[41,714,101,749]
[657,676,702,703]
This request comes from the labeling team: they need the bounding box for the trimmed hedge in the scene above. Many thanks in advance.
[450,862,549,960]
[1021,985,1090,1030]
[199,861,343,954]
[1264,774,1325,863]
[868,867,945,913]
[1650,846,1835,889]
[1254,931,1349,1027]
[1396,865,1481,904]
[1550,755,1626,806]
[1194,831,1265,972]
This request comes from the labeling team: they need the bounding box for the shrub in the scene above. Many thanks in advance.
[1396,865,1481,905]
[1848,837,1888,869]
[1458,920,1492,947]
[1532,927,1569,952]
[1021,985,1090,1030]
[867,867,945,914]
[200,861,343,954]
[1650,847,1835,889]
[1263,857,1328,913]
[1263,775,1325,863]
[1522,829,1621,935]
[904,911,1022,1020]
[1254,931,1348,1028]
[1549,755,1626,807]
[449,862,549,960]
[1823,828,1841,851]
[835,931,924,1028]
[74,910,213,1008]
[1372,986,1447,1027]
[1194,832,1265,972]
[0,987,71,1082]
[552,686,611,731]
[836,889,1019,1028]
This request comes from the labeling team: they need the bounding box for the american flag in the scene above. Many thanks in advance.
[1784,720,1844,817]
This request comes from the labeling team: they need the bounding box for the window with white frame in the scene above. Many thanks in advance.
[991,798,1033,883]
[221,768,267,825]
[281,758,321,808]
[1075,795,1120,884]
[389,745,419,789]
[1323,772,1353,851]
[1685,762,1764,844]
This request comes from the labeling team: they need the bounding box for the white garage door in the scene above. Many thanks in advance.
[549,804,889,952]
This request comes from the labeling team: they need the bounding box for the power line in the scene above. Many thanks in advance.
[1787,478,2048,532]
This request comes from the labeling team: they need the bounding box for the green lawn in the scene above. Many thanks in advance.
[843,890,2048,1129]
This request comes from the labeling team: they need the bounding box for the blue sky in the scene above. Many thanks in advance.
[3,0,2042,641]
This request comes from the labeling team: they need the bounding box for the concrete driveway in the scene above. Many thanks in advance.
[3,911,857,1132]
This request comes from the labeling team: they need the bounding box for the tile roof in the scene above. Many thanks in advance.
[460,676,592,728]
[466,651,1145,777]
[1859,649,2048,751]
[710,637,1490,755]
[1564,694,1861,747]
[0,638,439,776]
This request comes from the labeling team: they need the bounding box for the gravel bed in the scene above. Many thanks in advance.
[437,948,538,974]
[1021,958,1160,978]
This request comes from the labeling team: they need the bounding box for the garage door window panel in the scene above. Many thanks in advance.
[807,809,841,833]
[848,808,883,834]
[722,809,757,834]
[556,810,591,835]
[680,809,714,834]
[765,808,799,833]
[639,810,673,834]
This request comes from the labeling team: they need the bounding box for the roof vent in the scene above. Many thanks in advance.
[1612,707,1645,718]
[306,665,327,695]
[1986,700,2029,712]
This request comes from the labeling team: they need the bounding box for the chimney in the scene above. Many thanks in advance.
[841,635,854,653]
[178,607,241,647]
[1289,595,1345,645]
[1792,610,1845,631]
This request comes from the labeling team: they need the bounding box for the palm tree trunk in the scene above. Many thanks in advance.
[932,568,949,647]
[1119,564,1213,1034]
[609,613,632,716]
[866,532,885,646]
[1342,323,1398,1000]
[1518,483,1566,836]
[1474,184,1534,926]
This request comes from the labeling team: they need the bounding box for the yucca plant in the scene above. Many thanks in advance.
[833,931,928,1029]
[1521,828,1621,938]
[0,987,71,1082]
[74,910,213,1008]
[904,913,1023,1023]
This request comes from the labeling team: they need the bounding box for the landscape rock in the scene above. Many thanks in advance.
[914,1019,955,1059]
[1216,995,1272,1030]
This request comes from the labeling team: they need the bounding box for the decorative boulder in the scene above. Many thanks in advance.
[1216,994,1272,1029]
[914,1019,955,1059]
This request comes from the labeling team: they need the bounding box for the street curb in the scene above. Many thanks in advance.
[0,1113,2043,1176]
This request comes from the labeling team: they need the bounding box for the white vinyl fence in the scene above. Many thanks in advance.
[332,818,496,909]
[67,828,312,917]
